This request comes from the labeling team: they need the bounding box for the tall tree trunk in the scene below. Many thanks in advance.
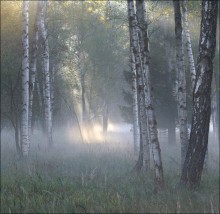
[28,3,40,142]
[21,0,30,157]
[173,0,188,169]
[181,0,196,89]
[136,0,151,171]
[127,0,147,172]
[180,0,218,189]
[39,1,53,147]
[131,49,140,153]
[135,0,164,189]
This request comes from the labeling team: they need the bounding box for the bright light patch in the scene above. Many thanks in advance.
[67,122,132,145]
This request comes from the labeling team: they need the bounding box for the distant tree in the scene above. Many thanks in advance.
[180,0,218,189]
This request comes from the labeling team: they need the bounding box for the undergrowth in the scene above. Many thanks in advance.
[1,130,219,213]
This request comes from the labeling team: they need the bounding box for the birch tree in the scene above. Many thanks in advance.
[21,0,30,157]
[39,1,53,147]
[28,2,40,141]
[180,0,218,189]
[135,0,164,190]
[130,49,140,153]
[127,0,147,171]
[136,0,151,171]
[173,0,188,168]
[181,0,196,89]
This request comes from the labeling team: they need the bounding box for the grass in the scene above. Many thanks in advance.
[1,128,219,213]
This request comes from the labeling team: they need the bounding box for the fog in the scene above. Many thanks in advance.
[1,120,219,213]
[2,122,219,169]
[1,1,219,212]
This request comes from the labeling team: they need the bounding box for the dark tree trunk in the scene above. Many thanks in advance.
[180,0,218,189]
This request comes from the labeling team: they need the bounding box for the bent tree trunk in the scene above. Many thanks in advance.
[135,0,164,190]
[127,0,147,171]
[39,1,53,147]
[21,0,30,157]
[180,0,218,189]
[173,0,188,169]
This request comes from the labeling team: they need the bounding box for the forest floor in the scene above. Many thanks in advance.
[1,127,219,213]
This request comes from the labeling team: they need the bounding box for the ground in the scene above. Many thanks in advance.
[1,127,219,213]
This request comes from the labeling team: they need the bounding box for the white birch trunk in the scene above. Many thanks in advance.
[181,0,196,89]
[135,0,164,189]
[173,0,188,169]
[127,0,147,171]
[136,0,151,171]
[28,4,40,142]
[131,49,140,153]
[21,1,30,157]
[39,1,53,146]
